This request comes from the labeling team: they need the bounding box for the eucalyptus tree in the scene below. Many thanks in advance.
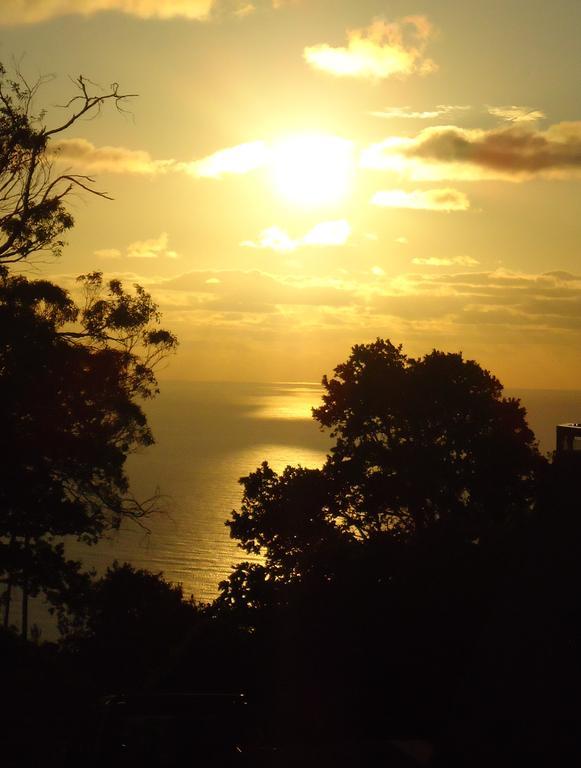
[0,64,177,638]
[0,270,177,637]
[0,63,134,265]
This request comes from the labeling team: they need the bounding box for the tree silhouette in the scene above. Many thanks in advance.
[56,562,199,689]
[223,339,544,601]
[314,339,544,541]
[217,340,547,740]
[0,270,177,637]
[0,63,134,265]
[0,63,174,638]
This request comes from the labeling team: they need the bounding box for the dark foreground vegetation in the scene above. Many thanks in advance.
[2,65,581,766]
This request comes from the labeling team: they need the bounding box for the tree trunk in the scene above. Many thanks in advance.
[3,579,12,629]
[21,535,30,641]
[21,582,29,641]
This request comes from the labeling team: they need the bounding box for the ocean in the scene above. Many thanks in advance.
[10,381,581,637]
[71,381,331,604]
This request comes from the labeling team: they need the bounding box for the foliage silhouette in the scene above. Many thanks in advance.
[58,562,199,688]
[315,339,543,539]
[222,340,545,604]
[0,269,177,636]
[0,564,202,768]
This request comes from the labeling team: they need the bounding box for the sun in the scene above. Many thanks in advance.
[269,134,354,208]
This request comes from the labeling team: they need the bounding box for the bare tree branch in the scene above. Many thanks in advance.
[0,65,135,265]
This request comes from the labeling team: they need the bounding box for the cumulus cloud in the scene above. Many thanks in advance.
[304,16,437,80]
[487,105,546,123]
[241,220,351,252]
[95,232,179,260]
[0,0,214,25]
[51,138,172,175]
[127,233,179,259]
[370,105,470,120]
[361,122,581,181]
[409,122,581,177]
[371,188,470,211]
[183,141,268,178]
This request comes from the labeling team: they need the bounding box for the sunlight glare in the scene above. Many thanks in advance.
[270,134,354,207]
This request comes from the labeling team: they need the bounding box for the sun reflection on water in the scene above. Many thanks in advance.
[235,442,328,475]
[250,383,323,421]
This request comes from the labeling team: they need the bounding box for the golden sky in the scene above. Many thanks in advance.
[4,0,581,387]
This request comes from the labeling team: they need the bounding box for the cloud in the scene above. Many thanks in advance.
[95,232,179,260]
[233,2,255,16]
[183,141,268,178]
[358,268,581,340]
[228,0,298,14]
[409,122,581,177]
[371,188,470,211]
[127,233,179,259]
[487,105,546,123]
[142,265,581,387]
[145,266,581,347]
[302,220,352,246]
[53,137,267,179]
[241,220,351,252]
[155,269,357,313]
[0,0,214,25]
[0,0,297,25]
[241,226,297,253]
[370,105,470,120]
[88,265,581,381]
[304,16,437,80]
[54,121,581,195]
[412,256,479,266]
[51,138,172,175]
[94,248,122,259]
[361,122,581,181]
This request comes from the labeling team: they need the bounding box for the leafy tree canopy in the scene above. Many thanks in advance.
[59,562,197,644]
[315,339,544,540]
[221,339,545,615]
[0,269,177,632]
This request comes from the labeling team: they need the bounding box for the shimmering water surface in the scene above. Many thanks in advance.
[69,381,330,603]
